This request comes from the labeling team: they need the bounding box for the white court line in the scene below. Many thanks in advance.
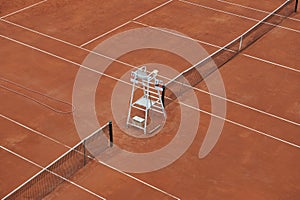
[215,0,300,22]
[192,86,300,127]
[80,0,173,47]
[132,0,173,21]
[180,102,300,150]
[0,114,70,148]
[0,145,106,200]
[179,0,300,33]
[1,19,300,127]
[80,21,131,47]
[0,114,180,199]
[97,161,180,200]
[243,54,300,73]
[1,35,300,149]
[0,34,127,84]
[133,20,222,49]
[0,0,48,19]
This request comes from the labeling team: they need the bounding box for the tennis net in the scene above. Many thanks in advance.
[4,121,113,200]
[163,0,296,106]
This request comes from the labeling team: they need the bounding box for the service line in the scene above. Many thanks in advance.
[80,0,173,47]
[0,0,48,19]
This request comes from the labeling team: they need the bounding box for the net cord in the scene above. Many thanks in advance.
[166,0,292,86]
[2,122,110,199]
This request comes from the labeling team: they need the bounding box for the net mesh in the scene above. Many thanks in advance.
[163,0,296,105]
[4,122,112,200]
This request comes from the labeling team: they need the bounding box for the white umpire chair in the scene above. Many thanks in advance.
[126,66,166,134]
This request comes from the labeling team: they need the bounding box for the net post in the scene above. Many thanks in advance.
[161,85,165,107]
[296,0,299,12]
[109,121,113,147]
[83,140,86,166]
[238,36,243,51]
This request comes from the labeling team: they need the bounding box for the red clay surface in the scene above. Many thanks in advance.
[292,11,300,20]
[0,116,68,197]
[0,117,68,166]
[281,13,300,31]
[0,0,41,17]
[3,0,168,45]
[44,182,101,200]
[0,147,40,198]
[45,161,175,200]
[244,25,300,71]
[1,0,300,199]
[135,0,257,47]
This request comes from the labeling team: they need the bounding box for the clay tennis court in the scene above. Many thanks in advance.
[1,0,300,199]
